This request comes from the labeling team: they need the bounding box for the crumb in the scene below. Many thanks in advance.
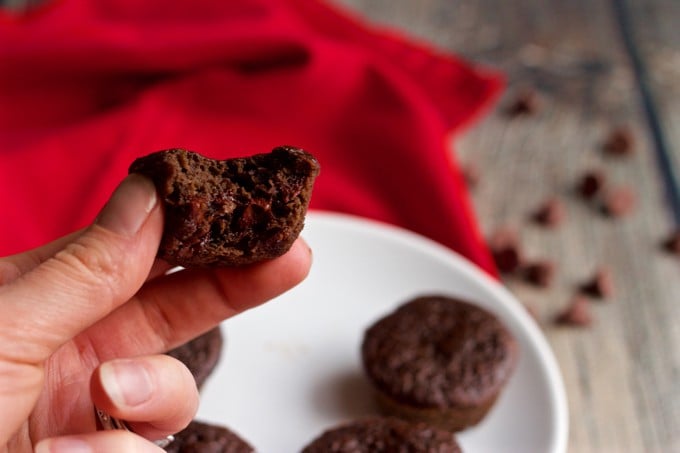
[603,126,634,156]
[523,260,555,287]
[580,267,614,299]
[505,89,540,116]
[601,187,636,217]
[554,295,592,327]
[532,197,565,227]
[577,169,606,200]
[488,228,523,274]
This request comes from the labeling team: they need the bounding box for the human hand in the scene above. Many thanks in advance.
[0,174,312,452]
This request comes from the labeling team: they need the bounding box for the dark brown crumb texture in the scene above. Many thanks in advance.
[362,295,518,409]
[129,146,319,267]
[301,417,462,453]
[165,420,254,453]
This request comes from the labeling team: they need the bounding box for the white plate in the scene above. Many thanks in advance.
[197,211,568,453]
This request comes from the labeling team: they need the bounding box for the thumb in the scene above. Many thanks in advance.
[0,174,162,443]
[0,174,162,363]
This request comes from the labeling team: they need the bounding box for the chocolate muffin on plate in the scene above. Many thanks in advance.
[165,420,254,453]
[301,416,462,453]
[361,295,518,431]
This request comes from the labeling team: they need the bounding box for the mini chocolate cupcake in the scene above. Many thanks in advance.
[361,295,518,431]
[165,420,254,453]
[129,146,319,268]
[301,417,462,453]
[166,326,223,389]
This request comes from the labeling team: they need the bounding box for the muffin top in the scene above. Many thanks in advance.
[165,420,254,453]
[301,417,461,453]
[361,295,518,408]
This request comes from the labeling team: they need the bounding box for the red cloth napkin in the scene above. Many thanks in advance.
[0,0,502,276]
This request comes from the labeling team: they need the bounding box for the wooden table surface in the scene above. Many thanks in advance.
[336,1,680,452]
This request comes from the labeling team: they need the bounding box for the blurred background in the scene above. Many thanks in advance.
[2,0,679,451]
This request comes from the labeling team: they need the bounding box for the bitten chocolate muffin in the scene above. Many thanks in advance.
[129,146,319,267]
[361,295,518,432]
[301,417,462,453]
[165,420,254,453]
[166,326,223,389]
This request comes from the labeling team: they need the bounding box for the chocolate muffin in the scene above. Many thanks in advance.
[301,417,462,453]
[361,295,518,432]
[166,326,223,389]
[129,146,319,267]
[165,420,254,453]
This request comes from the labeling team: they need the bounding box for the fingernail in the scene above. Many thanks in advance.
[35,438,92,453]
[100,359,153,408]
[96,174,157,237]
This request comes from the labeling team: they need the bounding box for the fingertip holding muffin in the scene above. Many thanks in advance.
[361,295,518,432]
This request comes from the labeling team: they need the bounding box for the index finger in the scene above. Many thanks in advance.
[78,238,313,361]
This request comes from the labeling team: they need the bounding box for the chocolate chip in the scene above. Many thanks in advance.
[532,197,565,227]
[505,89,540,116]
[601,187,635,217]
[554,295,592,327]
[488,228,523,274]
[523,260,555,287]
[663,230,680,255]
[603,126,634,156]
[462,162,480,189]
[580,267,614,299]
[494,248,522,275]
[577,169,606,200]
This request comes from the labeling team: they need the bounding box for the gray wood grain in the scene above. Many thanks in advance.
[335,0,679,452]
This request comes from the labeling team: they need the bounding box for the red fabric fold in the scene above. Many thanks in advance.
[0,0,502,276]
